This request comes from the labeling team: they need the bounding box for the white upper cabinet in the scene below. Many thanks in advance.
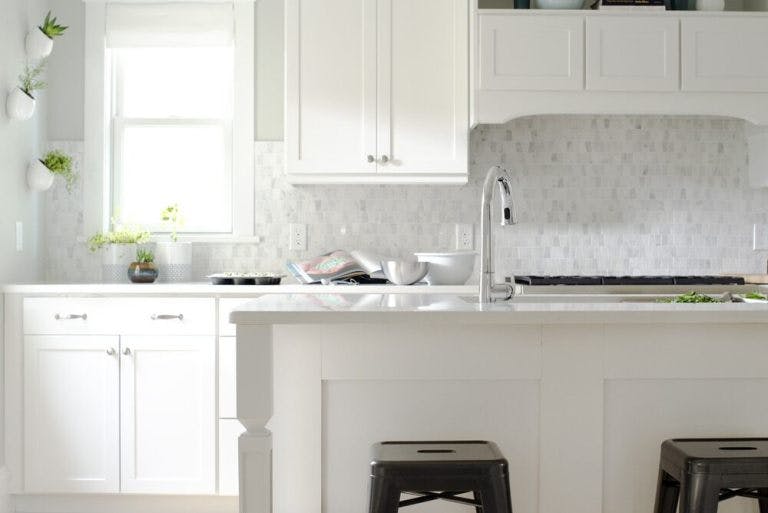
[479,15,584,91]
[682,18,768,92]
[286,0,468,183]
[586,17,679,91]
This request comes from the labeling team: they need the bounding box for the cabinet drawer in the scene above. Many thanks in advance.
[479,14,584,91]
[219,298,250,337]
[118,298,215,335]
[24,298,116,335]
[24,297,215,335]
[682,18,768,92]
[587,17,679,92]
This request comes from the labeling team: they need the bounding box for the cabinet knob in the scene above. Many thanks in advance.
[106,348,116,356]
[122,348,132,356]
[367,155,375,163]
[55,313,87,320]
[151,313,184,321]
[380,155,389,163]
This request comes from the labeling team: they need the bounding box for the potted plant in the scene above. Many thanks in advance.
[88,222,152,283]
[27,150,76,192]
[128,248,159,284]
[155,204,192,283]
[6,61,46,120]
[26,11,67,60]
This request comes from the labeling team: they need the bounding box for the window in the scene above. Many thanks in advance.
[82,1,254,239]
[110,46,234,233]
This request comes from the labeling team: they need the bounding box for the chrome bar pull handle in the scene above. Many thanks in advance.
[151,313,184,321]
[55,313,88,320]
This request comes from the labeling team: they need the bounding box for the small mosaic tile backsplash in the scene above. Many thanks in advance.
[45,115,768,283]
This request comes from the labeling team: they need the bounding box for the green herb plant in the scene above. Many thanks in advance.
[19,61,46,98]
[161,204,184,242]
[135,249,154,264]
[745,291,768,301]
[39,11,68,39]
[41,150,76,192]
[88,221,151,251]
[657,291,721,304]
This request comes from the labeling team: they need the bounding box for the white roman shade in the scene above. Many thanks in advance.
[106,3,234,48]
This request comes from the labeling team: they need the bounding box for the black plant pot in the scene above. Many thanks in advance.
[128,262,159,284]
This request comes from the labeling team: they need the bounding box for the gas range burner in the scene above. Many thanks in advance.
[512,275,746,286]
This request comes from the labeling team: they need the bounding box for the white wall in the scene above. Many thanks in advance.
[45,0,284,141]
[0,0,48,284]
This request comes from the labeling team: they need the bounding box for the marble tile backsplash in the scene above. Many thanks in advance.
[45,115,768,283]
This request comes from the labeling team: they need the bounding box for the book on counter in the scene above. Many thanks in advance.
[286,250,390,285]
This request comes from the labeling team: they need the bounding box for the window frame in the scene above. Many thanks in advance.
[83,1,255,242]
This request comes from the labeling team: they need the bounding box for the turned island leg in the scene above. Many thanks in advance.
[236,324,274,513]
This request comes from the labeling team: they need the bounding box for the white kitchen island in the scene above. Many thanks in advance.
[230,294,768,513]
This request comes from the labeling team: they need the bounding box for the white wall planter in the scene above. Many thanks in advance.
[6,88,36,120]
[25,29,53,60]
[26,160,54,191]
[155,242,193,283]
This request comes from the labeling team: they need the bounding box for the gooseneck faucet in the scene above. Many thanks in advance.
[480,166,517,303]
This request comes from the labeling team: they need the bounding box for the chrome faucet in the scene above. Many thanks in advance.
[480,166,517,303]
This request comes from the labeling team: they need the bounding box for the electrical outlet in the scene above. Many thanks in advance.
[15,221,23,252]
[456,223,474,250]
[289,223,307,250]
[754,224,768,251]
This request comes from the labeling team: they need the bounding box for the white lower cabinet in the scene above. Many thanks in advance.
[120,336,215,494]
[24,335,120,494]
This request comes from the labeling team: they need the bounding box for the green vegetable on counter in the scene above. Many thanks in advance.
[745,292,768,301]
[657,291,721,304]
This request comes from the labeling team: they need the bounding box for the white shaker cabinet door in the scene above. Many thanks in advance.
[479,15,584,91]
[682,18,768,92]
[24,335,120,493]
[285,0,377,176]
[119,336,215,494]
[586,17,679,91]
[377,0,468,175]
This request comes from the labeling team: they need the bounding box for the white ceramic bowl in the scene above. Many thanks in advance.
[414,251,477,285]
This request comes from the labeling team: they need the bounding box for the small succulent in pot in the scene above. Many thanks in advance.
[128,248,159,284]
[27,12,67,60]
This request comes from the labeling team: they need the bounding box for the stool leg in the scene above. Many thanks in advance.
[473,490,483,513]
[654,469,680,513]
[758,488,768,513]
[478,476,513,513]
[368,478,401,513]
[679,476,719,513]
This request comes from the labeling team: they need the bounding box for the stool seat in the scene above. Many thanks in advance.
[654,438,768,513]
[368,441,513,513]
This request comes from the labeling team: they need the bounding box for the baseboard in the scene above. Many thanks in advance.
[11,493,237,513]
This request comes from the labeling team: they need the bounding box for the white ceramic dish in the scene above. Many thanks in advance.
[414,251,477,285]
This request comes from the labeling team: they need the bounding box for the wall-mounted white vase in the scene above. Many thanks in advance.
[27,160,54,191]
[695,0,725,10]
[6,88,36,120]
[25,29,53,60]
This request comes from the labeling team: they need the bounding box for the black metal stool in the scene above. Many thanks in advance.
[654,438,768,513]
[368,440,513,513]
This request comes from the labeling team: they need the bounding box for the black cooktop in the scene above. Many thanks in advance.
[512,275,746,286]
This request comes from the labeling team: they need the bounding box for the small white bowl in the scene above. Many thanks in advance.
[414,251,477,285]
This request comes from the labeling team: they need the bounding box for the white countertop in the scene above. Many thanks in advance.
[0,282,476,296]
[230,292,768,325]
